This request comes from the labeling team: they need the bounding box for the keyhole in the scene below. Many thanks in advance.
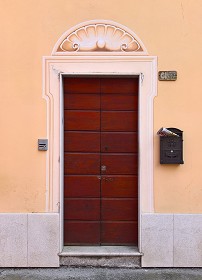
[105,146,108,151]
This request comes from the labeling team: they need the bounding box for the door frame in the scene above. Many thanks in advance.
[43,55,157,253]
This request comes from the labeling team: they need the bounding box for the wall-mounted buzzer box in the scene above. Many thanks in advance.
[160,128,184,164]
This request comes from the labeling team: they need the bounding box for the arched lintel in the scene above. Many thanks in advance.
[52,19,148,55]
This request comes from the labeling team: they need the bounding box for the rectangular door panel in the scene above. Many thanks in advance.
[101,175,138,198]
[64,175,100,198]
[101,199,138,221]
[101,132,138,153]
[101,154,138,175]
[64,199,100,220]
[64,153,100,174]
[64,111,100,131]
[64,132,100,152]
[64,221,100,245]
[101,78,138,94]
[64,94,100,110]
[64,77,100,94]
[101,222,138,245]
[101,94,138,111]
[101,112,137,132]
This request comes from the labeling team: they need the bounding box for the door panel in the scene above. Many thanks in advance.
[101,154,138,175]
[64,153,100,174]
[64,221,100,245]
[101,94,138,111]
[101,199,138,221]
[101,111,137,131]
[64,111,100,131]
[101,222,138,245]
[100,78,138,94]
[64,77,100,94]
[64,94,100,110]
[64,175,100,198]
[64,199,100,220]
[101,175,138,198]
[101,132,138,153]
[65,132,100,152]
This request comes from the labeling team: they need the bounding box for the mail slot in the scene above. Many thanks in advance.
[159,128,184,164]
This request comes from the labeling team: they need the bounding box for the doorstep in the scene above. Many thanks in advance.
[59,246,143,268]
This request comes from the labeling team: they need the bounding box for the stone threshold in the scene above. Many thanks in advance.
[59,246,143,257]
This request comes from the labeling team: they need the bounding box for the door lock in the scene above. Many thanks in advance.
[101,165,106,172]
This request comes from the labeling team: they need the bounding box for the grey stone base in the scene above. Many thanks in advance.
[60,256,141,268]
[59,246,142,268]
[141,214,202,267]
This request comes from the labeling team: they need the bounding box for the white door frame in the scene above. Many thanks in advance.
[43,55,157,252]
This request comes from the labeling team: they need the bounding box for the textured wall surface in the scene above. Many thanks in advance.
[0,213,59,267]
[142,213,202,267]
[0,0,202,212]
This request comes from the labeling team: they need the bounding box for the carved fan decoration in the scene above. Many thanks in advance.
[52,21,147,54]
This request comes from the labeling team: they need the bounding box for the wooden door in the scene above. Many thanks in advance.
[64,77,138,245]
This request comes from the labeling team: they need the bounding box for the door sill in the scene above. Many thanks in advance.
[59,246,143,257]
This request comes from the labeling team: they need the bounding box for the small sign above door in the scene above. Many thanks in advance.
[158,71,177,81]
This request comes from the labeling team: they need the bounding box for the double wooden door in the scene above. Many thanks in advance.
[63,77,138,245]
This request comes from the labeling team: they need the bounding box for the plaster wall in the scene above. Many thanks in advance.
[0,0,202,213]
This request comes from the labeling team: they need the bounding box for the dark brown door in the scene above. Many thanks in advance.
[64,77,138,245]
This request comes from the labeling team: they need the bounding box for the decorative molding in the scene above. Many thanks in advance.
[59,24,141,52]
[52,20,148,55]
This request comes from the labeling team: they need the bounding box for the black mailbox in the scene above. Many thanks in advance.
[160,128,184,164]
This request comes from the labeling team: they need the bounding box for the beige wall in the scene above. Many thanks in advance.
[0,0,202,212]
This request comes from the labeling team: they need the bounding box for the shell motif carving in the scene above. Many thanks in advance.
[57,24,143,52]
